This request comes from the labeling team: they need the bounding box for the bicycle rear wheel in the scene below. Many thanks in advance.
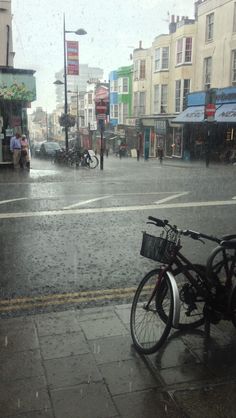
[86,155,99,169]
[130,269,173,354]
[206,246,236,285]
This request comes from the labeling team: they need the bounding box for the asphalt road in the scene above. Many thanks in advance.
[0,156,235,315]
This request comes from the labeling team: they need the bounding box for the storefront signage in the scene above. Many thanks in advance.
[154,120,166,135]
[125,118,136,126]
[188,87,236,107]
[5,129,13,136]
[0,73,36,101]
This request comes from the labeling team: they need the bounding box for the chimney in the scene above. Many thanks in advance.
[169,15,176,34]
[139,40,142,49]
[177,16,180,22]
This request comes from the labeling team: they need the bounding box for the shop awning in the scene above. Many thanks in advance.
[173,106,205,123]
[215,103,236,123]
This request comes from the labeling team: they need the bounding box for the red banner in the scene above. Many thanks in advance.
[66,41,79,75]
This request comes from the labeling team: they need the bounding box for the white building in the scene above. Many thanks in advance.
[0,0,14,66]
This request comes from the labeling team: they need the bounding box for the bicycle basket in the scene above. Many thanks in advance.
[140,232,177,263]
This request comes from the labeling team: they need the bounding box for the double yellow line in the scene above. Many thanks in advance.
[0,286,137,313]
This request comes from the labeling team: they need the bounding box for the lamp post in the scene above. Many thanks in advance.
[68,88,79,144]
[54,14,86,152]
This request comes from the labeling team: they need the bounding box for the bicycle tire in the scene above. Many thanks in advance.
[159,264,206,330]
[87,155,99,169]
[130,269,173,354]
[206,245,236,285]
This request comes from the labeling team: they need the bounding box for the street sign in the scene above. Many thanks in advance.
[95,99,108,115]
[205,103,216,122]
[96,113,106,120]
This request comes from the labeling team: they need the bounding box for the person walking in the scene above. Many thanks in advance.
[20,134,30,170]
[10,133,21,169]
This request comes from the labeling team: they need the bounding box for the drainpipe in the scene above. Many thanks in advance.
[6,25,10,66]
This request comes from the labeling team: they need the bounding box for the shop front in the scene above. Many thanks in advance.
[174,87,236,161]
[0,67,36,164]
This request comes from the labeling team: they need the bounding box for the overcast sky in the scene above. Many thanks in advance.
[12,0,194,112]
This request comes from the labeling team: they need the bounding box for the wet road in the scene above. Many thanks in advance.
[0,156,235,315]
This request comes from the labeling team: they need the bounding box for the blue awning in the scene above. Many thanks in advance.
[173,106,205,123]
[215,103,236,123]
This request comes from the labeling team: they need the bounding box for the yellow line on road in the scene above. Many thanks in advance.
[0,286,138,313]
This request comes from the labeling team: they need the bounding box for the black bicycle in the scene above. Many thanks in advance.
[130,216,236,354]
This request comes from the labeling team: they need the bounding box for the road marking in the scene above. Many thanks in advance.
[0,199,236,219]
[0,286,137,313]
[233,196,236,200]
[0,198,28,205]
[63,195,113,210]
[154,192,189,205]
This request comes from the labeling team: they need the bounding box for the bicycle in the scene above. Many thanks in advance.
[130,216,236,354]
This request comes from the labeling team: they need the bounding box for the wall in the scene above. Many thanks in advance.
[0,0,13,67]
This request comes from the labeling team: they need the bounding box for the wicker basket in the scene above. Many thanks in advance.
[140,232,177,263]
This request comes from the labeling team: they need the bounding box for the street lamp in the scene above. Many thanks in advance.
[54,14,87,152]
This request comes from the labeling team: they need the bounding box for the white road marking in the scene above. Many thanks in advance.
[233,196,236,200]
[63,195,113,209]
[0,198,28,205]
[154,192,189,205]
[0,199,236,219]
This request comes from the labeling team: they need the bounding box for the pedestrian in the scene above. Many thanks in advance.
[157,146,164,164]
[10,132,22,169]
[20,134,30,170]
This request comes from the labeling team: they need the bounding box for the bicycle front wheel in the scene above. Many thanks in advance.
[130,269,173,354]
[86,155,99,169]
[206,246,236,285]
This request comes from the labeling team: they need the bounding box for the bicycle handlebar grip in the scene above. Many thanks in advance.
[148,216,168,227]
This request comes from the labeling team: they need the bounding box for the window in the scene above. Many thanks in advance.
[153,84,167,113]
[233,3,236,32]
[118,77,129,93]
[162,47,169,69]
[183,79,190,106]
[176,39,183,65]
[140,60,146,79]
[110,80,118,92]
[88,93,93,105]
[175,80,181,112]
[134,60,139,79]
[88,108,93,122]
[154,47,169,71]
[204,57,212,88]
[110,104,118,118]
[176,38,192,65]
[118,103,129,124]
[185,38,192,62]
[161,85,168,113]
[154,48,160,71]
[206,13,214,41]
[232,50,236,83]
[133,92,145,116]
[154,85,160,113]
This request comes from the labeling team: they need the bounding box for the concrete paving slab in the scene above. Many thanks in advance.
[174,382,236,418]
[80,315,128,339]
[78,306,115,321]
[114,389,185,418]
[99,358,160,396]
[0,349,44,382]
[6,410,54,418]
[44,353,102,389]
[159,363,215,387]
[51,382,118,418]
[39,331,90,360]
[0,322,39,353]
[0,375,50,418]
[89,334,137,364]
[115,304,132,326]
[192,345,236,378]
[35,310,81,336]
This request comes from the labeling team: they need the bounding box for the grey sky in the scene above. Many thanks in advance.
[12,0,194,112]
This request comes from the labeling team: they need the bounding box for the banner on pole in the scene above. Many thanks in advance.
[66,41,79,75]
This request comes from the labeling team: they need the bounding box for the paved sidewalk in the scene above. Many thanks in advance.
[1,305,236,418]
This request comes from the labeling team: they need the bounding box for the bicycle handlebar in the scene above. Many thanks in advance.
[147,216,222,244]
